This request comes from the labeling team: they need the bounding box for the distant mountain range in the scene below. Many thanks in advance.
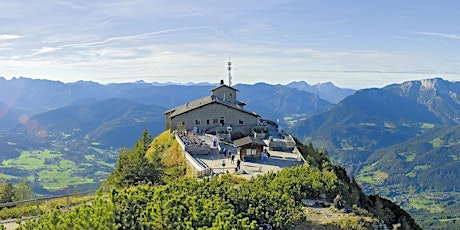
[0,98,167,193]
[2,76,458,228]
[0,77,343,194]
[10,98,166,148]
[0,101,24,131]
[291,78,460,163]
[0,77,344,131]
[236,83,333,121]
[286,81,355,103]
[290,77,460,229]
[0,77,350,115]
[0,78,340,151]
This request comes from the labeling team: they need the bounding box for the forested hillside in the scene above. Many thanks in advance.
[359,125,460,229]
[0,99,166,194]
[236,83,333,121]
[289,78,460,229]
[13,131,420,229]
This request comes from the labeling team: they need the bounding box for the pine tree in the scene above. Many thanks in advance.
[13,178,33,201]
[109,128,163,187]
[0,179,14,203]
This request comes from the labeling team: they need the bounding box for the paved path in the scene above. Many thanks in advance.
[1,222,18,230]
[195,140,303,180]
[0,216,36,230]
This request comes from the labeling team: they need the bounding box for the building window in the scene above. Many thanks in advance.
[195,119,201,125]
[239,119,244,125]
[177,121,186,131]
[213,118,218,124]
[206,119,210,124]
[219,116,225,126]
[246,149,257,156]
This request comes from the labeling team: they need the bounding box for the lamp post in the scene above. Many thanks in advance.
[226,125,232,141]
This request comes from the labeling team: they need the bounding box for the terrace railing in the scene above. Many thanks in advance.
[175,132,212,177]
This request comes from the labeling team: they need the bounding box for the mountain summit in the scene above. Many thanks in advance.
[286,81,355,103]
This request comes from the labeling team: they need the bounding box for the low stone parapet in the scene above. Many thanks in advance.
[175,132,212,177]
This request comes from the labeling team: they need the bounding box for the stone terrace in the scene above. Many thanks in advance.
[194,138,304,179]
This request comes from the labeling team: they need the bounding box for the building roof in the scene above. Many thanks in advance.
[211,84,239,92]
[234,136,267,148]
[164,95,258,118]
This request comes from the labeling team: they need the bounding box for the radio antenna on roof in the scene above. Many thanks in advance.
[227,57,232,87]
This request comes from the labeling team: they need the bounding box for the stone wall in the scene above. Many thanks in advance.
[170,103,258,132]
[212,86,237,104]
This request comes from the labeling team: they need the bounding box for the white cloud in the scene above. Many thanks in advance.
[0,34,23,40]
[413,32,460,40]
[53,0,87,10]
[29,46,62,56]
[1,1,459,89]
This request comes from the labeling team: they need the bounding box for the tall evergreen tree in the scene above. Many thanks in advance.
[108,128,163,187]
[13,178,33,201]
[0,179,14,203]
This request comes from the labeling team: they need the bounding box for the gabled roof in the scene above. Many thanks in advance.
[211,84,239,92]
[165,96,213,116]
[164,95,259,118]
[234,136,267,148]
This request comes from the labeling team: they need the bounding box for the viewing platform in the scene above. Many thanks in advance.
[175,127,305,179]
[195,140,304,180]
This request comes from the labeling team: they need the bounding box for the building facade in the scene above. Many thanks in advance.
[233,136,267,162]
[164,80,259,133]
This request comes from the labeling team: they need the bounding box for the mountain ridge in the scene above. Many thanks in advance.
[289,77,460,229]
[0,76,453,228]
[0,77,340,131]
[286,80,355,103]
[0,78,340,195]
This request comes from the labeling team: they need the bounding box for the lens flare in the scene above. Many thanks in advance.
[18,114,30,126]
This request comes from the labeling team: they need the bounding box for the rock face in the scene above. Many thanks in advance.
[385,78,460,124]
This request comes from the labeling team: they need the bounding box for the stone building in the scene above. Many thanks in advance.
[164,80,259,136]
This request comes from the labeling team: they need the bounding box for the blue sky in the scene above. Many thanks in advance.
[0,0,459,89]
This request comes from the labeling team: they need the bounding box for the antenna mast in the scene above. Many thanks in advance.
[227,57,232,87]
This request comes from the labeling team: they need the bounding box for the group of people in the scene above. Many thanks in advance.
[261,149,271,161]
[222,148,231,157]
[178,131,205,146]
[221,148,241,171]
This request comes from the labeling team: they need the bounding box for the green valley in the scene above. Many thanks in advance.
[0,148,114,190]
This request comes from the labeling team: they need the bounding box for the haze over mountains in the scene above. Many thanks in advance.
[286,81,356,103]
[0,76,459,228]
[0,77,342,192]
[0,77,351,132]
